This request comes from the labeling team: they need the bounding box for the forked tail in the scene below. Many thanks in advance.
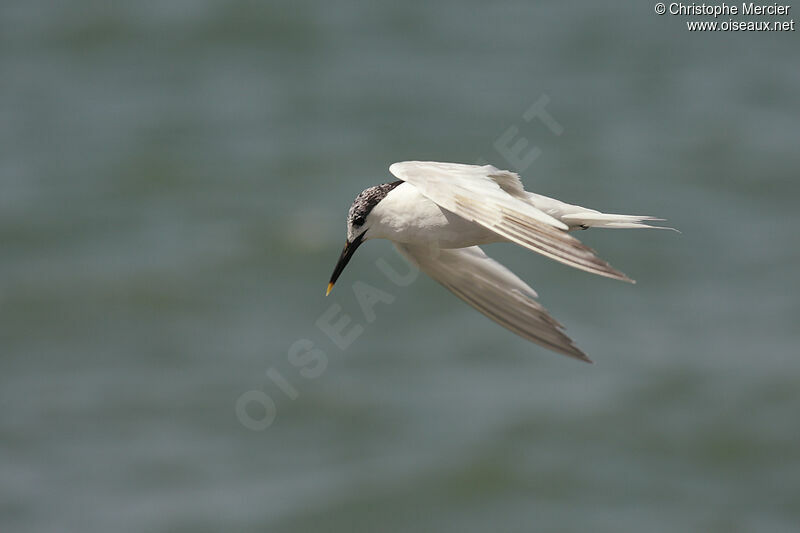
[561,212,678,231]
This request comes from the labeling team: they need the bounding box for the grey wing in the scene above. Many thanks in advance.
[395,243,591,362]
[389,161,633,283]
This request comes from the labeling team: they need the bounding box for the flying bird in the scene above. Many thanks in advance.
[326,161,673,362]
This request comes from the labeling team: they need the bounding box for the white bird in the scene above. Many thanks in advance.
[326,161,673,362]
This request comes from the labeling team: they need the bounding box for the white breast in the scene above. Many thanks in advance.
[366,182,503,248]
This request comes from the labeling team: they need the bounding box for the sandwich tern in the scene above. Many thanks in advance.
[326,161,673,362]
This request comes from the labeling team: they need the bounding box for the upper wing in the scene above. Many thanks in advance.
[395,243,591,362]
[389,161,632,283]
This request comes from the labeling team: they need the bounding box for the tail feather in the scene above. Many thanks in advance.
[561,213,679,232]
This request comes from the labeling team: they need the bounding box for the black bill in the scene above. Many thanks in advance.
[326,232,365,295]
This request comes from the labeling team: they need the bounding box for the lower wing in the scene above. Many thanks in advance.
[395,243,590,362]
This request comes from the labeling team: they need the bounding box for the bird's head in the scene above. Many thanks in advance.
[326,181,403,295]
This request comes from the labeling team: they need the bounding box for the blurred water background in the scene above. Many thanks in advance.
[2,1,799,531]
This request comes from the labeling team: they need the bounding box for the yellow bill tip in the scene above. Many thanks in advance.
[326,282,334,296]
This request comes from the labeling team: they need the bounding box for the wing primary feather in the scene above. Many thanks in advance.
[443,281,590,362]
[453,197,633,283]
[396,243,592,362]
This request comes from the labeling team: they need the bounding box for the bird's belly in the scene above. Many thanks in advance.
[416,209,503,248]
[369,184,504,248]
